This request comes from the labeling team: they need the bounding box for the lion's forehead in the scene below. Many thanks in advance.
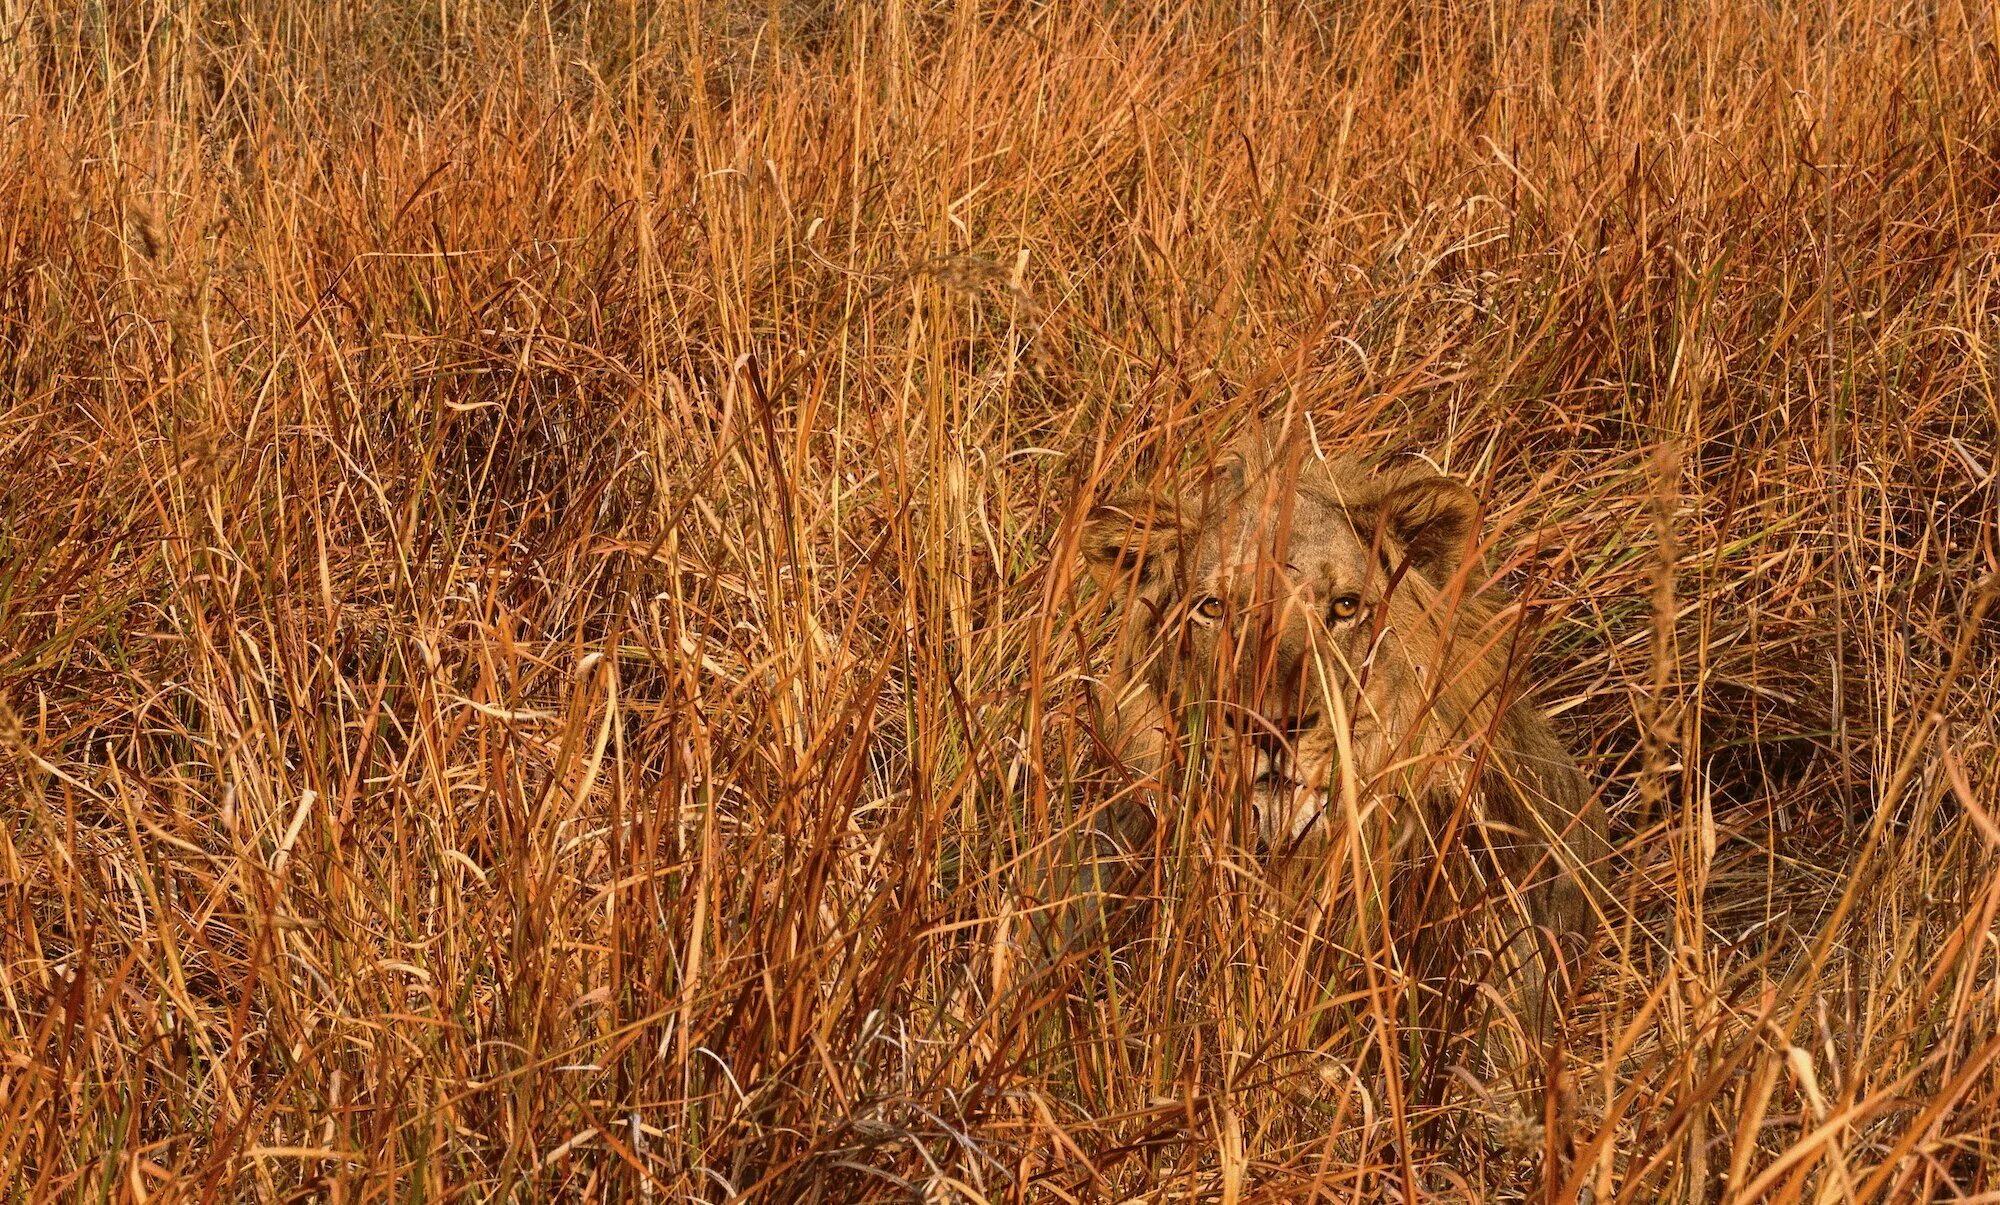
[1188,491,1377,584]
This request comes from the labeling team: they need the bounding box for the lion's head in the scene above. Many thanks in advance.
[1083,431,1530,852]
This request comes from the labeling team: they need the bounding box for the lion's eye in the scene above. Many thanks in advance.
[1329,594,1363,623]
[1193,595,1226,622]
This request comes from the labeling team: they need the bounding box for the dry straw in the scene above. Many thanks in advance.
[2,0,1997,1200]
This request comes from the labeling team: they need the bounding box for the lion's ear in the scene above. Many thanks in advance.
[1379,472,1481,578]
[1199,448,1248,496]
[1082,496,1186,589]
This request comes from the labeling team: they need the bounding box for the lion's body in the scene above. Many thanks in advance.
[1072,430,1610,1041]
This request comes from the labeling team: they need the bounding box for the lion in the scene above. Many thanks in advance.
[1054,426,1610,1055]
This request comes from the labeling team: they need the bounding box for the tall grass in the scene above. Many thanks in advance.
[2,0,1998,1198]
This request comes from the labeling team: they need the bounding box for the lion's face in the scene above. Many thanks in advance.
[1085,442,1487,850]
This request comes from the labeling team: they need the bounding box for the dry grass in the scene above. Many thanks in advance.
[3,0,1999,1199]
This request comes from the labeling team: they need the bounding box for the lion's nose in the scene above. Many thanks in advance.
[1247,724,1291,760]
[1221,708,1316,758]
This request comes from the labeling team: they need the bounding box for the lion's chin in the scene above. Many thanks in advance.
[1252,777,1331,850]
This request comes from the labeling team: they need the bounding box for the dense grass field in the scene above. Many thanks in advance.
[4,0,1999,1199]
